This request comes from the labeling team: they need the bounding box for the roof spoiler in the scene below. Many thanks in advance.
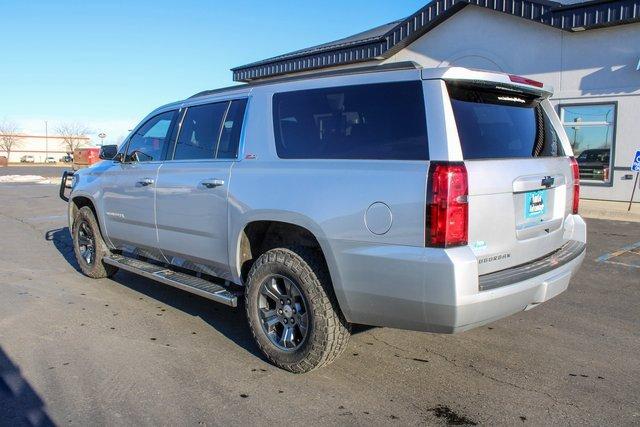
[422,67,554,98]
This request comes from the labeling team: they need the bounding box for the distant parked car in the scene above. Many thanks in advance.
[576,149,610,181]
[60,155,73,163]
[0,156,7,167]
[45,156,57,164]
[20,155,35,163]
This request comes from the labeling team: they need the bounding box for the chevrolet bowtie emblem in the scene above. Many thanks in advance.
[541,176,555,188]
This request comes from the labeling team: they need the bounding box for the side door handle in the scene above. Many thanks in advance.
[199,178,225,189]
[137,177,155,187]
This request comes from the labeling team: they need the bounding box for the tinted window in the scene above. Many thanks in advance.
[217,99,247,159]
[126,111,176,162]
[273,82,428,160]
[448,84,563,159]
[173,102,227,160]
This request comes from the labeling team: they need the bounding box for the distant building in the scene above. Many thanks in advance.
[0,134,90,163]
[232,0,640,202]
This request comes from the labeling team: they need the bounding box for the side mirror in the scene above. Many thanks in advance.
[99,145,119,160]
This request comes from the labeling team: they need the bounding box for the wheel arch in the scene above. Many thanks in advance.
[230,211,352,320]
[69,193,111,247]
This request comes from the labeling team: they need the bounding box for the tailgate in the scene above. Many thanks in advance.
[445,80,575,274]
[466,158,573,274]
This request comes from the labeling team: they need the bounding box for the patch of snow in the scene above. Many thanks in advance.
[0,175,47,183]
[36,178,59,185]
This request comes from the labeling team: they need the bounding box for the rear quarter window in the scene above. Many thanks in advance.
[273,81,428,160]
[448,84,563,160]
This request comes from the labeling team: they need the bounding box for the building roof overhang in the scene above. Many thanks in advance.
[231,0,640,82]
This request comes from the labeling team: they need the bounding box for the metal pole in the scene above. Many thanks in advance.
[45,120,48,160]
[629,172,639,212]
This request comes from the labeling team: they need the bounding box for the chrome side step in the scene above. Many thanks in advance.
[103,255,239,307]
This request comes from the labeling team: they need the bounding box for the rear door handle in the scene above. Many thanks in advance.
[199,178,225,189]
[137,178,155,186]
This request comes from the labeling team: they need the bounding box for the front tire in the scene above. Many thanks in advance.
[245,247,351,373]
[72,206,118,279]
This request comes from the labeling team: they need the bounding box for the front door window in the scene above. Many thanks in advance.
[125,111,176,162]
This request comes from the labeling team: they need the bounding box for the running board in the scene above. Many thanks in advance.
[103,255,239,307]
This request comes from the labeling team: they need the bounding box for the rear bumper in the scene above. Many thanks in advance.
[332,215,586,333]
[479,240,585,292]
[435,247,585,332]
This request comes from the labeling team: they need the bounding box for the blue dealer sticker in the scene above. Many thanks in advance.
[525,190,547,219]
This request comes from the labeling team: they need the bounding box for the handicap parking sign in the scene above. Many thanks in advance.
[633,150,640,172]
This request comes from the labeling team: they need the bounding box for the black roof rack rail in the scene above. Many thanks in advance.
[189,61,421,99]
[189,85,250,99]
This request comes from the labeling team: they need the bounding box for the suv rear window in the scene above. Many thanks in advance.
[173,102,228,161]
[171,98,247,161]
[448,83,563,159]
[273,81,428,160]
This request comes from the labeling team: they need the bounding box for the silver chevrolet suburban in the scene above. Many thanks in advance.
[60,63,586,373]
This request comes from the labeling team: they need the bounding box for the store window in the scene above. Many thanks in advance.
[560,104,616,184]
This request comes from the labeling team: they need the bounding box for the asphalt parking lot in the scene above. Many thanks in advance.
[0,183,638,426]
[0,165,69,179]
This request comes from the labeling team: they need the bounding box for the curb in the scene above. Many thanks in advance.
[580,200,640,223]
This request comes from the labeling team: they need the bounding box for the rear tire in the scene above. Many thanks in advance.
[72,206,118,279]
[245,247,351,373]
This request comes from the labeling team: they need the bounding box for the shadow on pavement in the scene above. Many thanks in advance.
[0,346,55,426]
[45,227,265,361]
[113,270,266,360]
[45,227,373,362]
[45,227,79,272]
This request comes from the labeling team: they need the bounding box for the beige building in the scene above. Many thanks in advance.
[232,0,640,202]
[0,134,90,163]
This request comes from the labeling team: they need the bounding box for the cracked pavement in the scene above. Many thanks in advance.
[0,183,639,425]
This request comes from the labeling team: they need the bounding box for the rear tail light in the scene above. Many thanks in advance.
[603,166,610,182]
[569,157,580,214]
[508,74,544,88]
[426,162,468,247]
